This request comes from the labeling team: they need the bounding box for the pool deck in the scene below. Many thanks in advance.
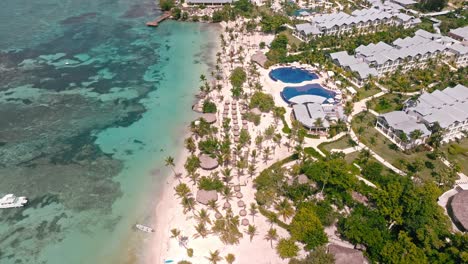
[259,62,343,129]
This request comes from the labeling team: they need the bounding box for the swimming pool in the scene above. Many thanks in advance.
[269,67,318,83]
[281,84,336,103]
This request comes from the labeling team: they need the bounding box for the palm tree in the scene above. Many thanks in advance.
[174,183,191,199]
[248,164,256,179]
[221,186,234,202]
[221,167,233,185]
[249,203,258,222]
[274,199,294,221]
[181,196,196,214]
[185,137,196,154]
[165,156,179,181]
[245,224,258,242]
[207,250,222,264]
[207,200,220,214]
[195,208,212,225]
[264,228,278,248]
[409,129,423,148]
[263,147,271,163]
[225,253,236,264]
[313,118,323,134]
[194,222,209,238]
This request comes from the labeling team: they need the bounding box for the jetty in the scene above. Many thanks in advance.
[146,12,171,27]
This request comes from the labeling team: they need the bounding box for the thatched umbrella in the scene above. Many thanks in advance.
[298,174,309,184]
[224,104,230,110]
[199,154,219,170]
[234,185,241,192]
[251,108,261,115]
[234,136,239,143]
[241,218,249,226]
[215,212,222,219]
[233,119,238,124]
[201,113,217,124]
[232,104,237,110]
[225,101,230,105]
[223,202,231,209]
[236,192,243,199]
[196,190,218,205]
[234,130,240,137]
[242,124,248,130]
[237,200,245,208]
[233,125,240,130]
[242,119,248,125]
[239,209,247,217]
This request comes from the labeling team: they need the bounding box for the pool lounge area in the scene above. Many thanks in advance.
[281,84,336,103]
[269,67,319,84]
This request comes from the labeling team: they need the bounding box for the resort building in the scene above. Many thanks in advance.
[288,94,346,132]
[330,30,468,83]
[375,84,468,150]
[294,8,420,41]
[448,26,468,42]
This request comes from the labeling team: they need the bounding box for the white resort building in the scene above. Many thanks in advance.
[289,94,346,133]
[375,84,468,150]
[294,8,420,41]
[186,0,232,5]
[330,30,468,84]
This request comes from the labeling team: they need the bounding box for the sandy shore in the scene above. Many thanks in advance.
[147,19,326,264]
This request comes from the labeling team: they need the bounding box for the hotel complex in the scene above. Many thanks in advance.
[294,8,420,41]
[330,30,468,84]
[375,84,468,150]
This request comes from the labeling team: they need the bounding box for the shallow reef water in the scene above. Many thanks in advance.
[0,0,219,263]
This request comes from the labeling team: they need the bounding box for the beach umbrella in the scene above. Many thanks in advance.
[237,200,245,208]
[242,120,247,125]
[215,212,222,219]
[241,218,249,226]
[233,119,238,125]
[234,136,239,143]
[243,124,248,130]
[224,104,229,110]
[234,185,241,192]
[225,101,230,105]
[234,130,240,136]
[236,192,243,199]
[234,125,240,131]
[223,202,231,209]
[239,209,247,216]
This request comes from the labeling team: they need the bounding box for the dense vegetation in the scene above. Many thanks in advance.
[249,91,275,112]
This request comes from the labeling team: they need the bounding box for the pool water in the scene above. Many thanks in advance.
[281,84,336,102]
[269,67,318,83]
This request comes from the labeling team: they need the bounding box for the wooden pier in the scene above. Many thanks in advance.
[146,12,171,27]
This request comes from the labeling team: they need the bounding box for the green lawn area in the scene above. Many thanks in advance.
[368,93,410,114]
[344,151,360,164]
[352,112,447,181]
[441,138,468,175]
[283,29,303,49]
[318,135,353,154]
[356,86,381,100]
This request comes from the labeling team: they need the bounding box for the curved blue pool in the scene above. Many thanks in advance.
[269,67,318,83]
[281,84,336,103]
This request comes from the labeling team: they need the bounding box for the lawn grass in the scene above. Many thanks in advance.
[283,29,303,48]
[351,112,447,181]
[368,93,410,114]
[356,86,381,100]
[318,135,353,154]
[441,138,468,175]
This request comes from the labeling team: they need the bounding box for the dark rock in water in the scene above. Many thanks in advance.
[60,12,99,25]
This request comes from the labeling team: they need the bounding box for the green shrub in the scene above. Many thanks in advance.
[276,238,299,259]
[202,100,217,113]
[249,91,275,112]
[198,176,224,191]
[187,248,193,257]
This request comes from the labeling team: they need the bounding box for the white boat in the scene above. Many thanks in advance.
[135,224,155,233]
[0,194,28,209]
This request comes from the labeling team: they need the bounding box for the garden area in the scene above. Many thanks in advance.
[441,138,468,176]
[318,134,354,154]
[351,112,450,183]
[367,93,410,114]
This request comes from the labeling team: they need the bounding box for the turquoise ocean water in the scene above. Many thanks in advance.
[0,0,218,263]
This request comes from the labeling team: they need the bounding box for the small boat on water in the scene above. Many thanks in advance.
[0,194,27,209]
[135,224,155,233]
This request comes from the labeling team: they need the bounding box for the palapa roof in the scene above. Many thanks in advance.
[450,190,468,231]
[201,113,217,124]
[199,154,219,170]
[250,108,262,115]
[297,174,309,184]
[196,190,218,205]
[251,51,268,68]
[328,244,367,264]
